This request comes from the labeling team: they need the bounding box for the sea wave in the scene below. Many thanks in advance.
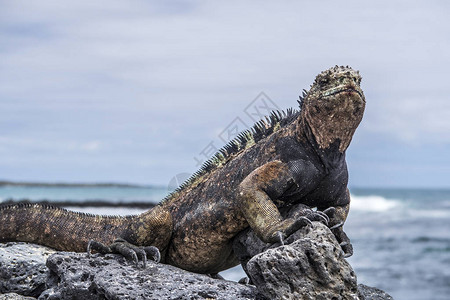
[408,209,450,219]
[350,194,402,212]
[412,236,450,244]
[64,206,147,216]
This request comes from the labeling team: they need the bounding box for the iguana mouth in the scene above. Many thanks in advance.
[320,85,365,102]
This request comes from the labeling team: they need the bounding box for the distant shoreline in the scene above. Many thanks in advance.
[0,199,156,208]
[0,181,154,188]
[1,180,448,191]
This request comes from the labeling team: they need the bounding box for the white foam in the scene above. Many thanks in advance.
[350,194,401,212]
[64,206,147,216]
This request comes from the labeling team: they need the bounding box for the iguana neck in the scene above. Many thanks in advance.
[297,117,345,173]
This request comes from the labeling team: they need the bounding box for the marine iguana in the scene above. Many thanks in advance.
[0,66,365,274]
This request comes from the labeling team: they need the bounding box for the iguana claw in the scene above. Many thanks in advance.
[288,206,330,225]
[297,216,313,227]
[87,239,112,258]
[330,221,344,230]
[338,237,353,258]
[306,210,329,225]
[269,216,312,245]
[144,246,161,263]
[322,207,336,218]
[277,231,285,246]
[110,239,146,267]
[87,238,160,268]
[341,246,352,258]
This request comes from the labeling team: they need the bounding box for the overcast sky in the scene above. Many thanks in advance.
[1,0,449,188]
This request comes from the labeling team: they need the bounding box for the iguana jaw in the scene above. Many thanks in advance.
[319,85,365,102]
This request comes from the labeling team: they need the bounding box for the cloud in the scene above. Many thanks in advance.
[0,0,449,185]
[362,93,450,143]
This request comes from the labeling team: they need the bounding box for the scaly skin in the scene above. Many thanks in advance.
[0,66,365,274]
[0,203,172,254]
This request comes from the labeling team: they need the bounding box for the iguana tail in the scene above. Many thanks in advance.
[0,203,172,252]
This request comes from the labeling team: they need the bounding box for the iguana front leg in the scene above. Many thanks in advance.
[238,160,314,244]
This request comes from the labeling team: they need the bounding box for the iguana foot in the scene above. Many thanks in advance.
[340,242,353,258]
[273,210,331,245]
[87,238,160,268]
[287,205,330,226]
[339,241,352,258]
[269,216,312,244]
[284,206,353,254]
[305,210,330,225]
[331,227,353,258]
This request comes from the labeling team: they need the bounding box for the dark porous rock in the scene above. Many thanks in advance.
[357,284,394,300]
[0,293,37,300]
[0,243,55,297]
[39,252,259,300]
[1,237,394,300]
[240,222,359,300]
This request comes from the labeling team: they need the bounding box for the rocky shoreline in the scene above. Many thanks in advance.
[0,222,393,300]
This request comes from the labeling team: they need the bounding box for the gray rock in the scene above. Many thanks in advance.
[0,234,394,300]
[0,243,55,297]
[39,252,259,300]
[233,203,329,275]
[357,284,394,300]
[0,293,37,300]
[244,222,359,300]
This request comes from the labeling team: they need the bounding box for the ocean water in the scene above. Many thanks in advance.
[346,188,450,300]
[1,185,449,300]
[0,184,167,204]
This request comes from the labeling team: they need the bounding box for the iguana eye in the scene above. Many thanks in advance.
[319,78,329,85]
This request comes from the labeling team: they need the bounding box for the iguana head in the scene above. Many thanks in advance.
[300,66,365,152]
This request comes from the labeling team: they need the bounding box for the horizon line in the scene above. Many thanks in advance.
[1,180,449,191]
